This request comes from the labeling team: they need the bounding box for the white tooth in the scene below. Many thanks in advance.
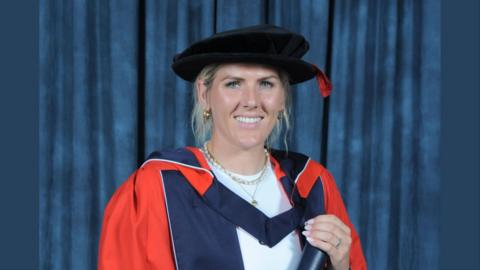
[236,116,261,123]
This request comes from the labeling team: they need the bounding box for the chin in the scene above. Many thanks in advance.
[235,136,267,150]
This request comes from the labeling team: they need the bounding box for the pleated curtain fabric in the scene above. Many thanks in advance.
[39,0,440,269]
[40,1,139,269]
[327,1,440,269]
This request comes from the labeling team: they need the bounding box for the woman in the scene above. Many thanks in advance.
[98,25,366,270]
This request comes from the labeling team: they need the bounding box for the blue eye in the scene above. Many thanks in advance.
[260,80,274,88]
[225,81,240,88]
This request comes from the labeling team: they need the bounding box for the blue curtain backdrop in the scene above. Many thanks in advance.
[39,0,440,269]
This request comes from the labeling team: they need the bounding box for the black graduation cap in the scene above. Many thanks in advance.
[172,24,331,97]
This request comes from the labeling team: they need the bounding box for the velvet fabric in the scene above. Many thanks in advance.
[40,0,440,269]
[172,24,316,83]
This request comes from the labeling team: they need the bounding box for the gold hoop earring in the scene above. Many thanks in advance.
[203,109,211,122]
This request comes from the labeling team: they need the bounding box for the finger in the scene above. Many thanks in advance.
[304,222,349,242]
[306,214,351,234]
[303,227,351,251]
[304,235,339,257]
[305,215,351,235]
[303,231,351,265]
[302,230,340,248]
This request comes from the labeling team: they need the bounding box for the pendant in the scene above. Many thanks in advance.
[251,200,258,206]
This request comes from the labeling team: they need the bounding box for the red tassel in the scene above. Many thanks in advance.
[312,64,332,98]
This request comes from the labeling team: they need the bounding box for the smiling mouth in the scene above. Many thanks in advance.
[234,116,263,124]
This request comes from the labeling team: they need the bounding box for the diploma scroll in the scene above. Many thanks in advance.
[296,243,328,270]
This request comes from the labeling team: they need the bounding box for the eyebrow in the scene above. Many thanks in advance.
[257,75,279,80]
[220,76,245,82]
[220,75,279,82]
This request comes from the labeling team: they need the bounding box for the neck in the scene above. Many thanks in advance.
[206,139,267,175]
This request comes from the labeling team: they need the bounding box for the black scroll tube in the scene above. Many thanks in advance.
[296,242,328,270]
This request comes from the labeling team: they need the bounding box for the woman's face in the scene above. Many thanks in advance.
[198,63,286,151]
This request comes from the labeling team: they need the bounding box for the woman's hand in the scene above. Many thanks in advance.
[302,214,351,270]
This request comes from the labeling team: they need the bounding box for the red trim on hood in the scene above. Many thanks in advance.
[269,153,286,180]
[143,147,214,196]
[295,160,321,198]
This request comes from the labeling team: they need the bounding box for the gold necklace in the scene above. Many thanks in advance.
[202,142,269,186]
[202,142,270,206]
[236,178,263,206]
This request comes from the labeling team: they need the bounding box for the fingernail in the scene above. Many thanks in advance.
[302,230,310,236]
[306,237,313,243]
[304,224,312,230]
[305,219,313,225]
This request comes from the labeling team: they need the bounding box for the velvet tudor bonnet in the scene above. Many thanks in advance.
[171,24,331,97]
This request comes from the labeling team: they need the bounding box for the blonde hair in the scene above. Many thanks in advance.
[191,63,292,150]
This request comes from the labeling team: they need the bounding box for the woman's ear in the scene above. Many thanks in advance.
[196,79,209,109]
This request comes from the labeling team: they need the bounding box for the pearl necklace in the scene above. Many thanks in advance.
[202,142,270,206]
[202,142,269,186]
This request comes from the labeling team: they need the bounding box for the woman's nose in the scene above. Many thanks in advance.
[241,84,259,108]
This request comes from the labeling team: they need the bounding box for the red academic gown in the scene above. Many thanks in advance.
[98,147,367,269]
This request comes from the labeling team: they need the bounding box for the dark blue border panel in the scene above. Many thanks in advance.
[0,0,38,268]
[441,0,480,269]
